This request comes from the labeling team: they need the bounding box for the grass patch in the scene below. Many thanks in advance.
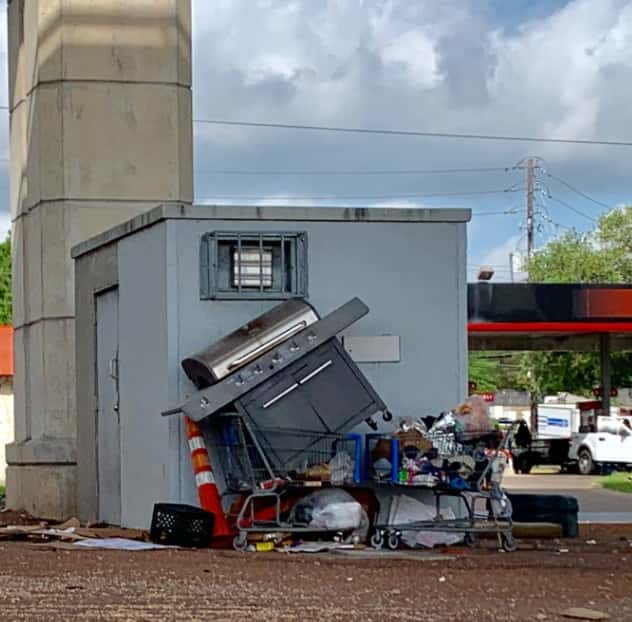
[0,485,4,497]
[600,472,632,494]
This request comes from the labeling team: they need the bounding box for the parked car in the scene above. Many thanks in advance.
[512,416,632,474]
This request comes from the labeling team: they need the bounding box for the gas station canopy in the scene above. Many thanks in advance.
[468,283,632,413]
[468,283,632,352]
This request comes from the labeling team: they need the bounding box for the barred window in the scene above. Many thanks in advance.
[200,232,308,300]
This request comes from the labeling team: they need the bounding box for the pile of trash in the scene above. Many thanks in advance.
[0,512,152,551]
[369,395,506,491]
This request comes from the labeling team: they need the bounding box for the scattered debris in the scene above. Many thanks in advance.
[561,608,610,621]
[277,542,356,554]
[0,509,41,527]
[74,538,174,551]
[0,516,147,545]
[585,540,597,545]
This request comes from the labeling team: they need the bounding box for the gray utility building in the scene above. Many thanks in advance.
[72,203,470,529]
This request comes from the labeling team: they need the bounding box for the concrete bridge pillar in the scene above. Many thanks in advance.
[6,0,192,518]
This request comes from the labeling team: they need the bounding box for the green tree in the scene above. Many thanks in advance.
[469,352,528,392]
[521,206,632,396]
[468,353,500,392]
[0,235,10,325]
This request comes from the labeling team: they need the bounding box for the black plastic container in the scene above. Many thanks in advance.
[507,493,579,538]
[149,503,215,548]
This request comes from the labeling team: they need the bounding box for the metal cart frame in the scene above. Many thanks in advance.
[212,414,362,551]
[368,423,517,552]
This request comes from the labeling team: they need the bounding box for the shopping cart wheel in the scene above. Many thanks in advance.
[386,532,400,551]
[463,533,478,548]
[501,533,517,553]
[233,533,248,552]
[370,529,384,549]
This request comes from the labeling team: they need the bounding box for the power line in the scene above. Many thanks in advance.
[550,220,573,231]
[472,210,521,216]
[192,118,632,147]
[545,172,611,209]
[547,195,596,222]
[195,188,516,201]
[196,165,526,176]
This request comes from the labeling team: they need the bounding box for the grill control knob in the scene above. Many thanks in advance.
[289,341,300,353]
[253,365,263,375]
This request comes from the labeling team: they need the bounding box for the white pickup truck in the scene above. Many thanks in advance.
[568,416,632,475]
[512,408,632,475]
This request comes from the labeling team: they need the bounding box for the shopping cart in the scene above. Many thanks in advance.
[367,422,517,552]
[211,414,362,551]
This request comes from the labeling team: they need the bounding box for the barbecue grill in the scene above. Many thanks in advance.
[163,297,392,434]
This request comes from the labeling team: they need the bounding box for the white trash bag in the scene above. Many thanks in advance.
[289,488,369,540]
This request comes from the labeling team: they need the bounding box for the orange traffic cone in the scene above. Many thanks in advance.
[184,417,233,545]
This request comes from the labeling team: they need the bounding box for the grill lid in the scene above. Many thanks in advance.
[164,298,371,421]
[182,299,319,389]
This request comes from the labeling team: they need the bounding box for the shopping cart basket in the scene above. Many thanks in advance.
[211,415,362,550]
[368,422,517,552]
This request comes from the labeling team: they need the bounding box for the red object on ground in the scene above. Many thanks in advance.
[0,325,14,376]
[184,417,233,545]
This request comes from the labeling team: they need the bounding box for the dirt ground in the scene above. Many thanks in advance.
[0,525,630,621]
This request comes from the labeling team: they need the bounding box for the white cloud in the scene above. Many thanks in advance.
[379,30,442,89]
[192,0,632,195]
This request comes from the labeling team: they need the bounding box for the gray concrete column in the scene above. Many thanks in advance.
[6,0,192,519]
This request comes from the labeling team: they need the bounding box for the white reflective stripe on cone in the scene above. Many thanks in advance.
[195,471,216,486]
[188,436,206,452]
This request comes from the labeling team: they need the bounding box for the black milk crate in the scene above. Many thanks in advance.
[149,503,215,548]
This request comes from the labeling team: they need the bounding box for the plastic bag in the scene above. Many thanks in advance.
[429,411,456,433]
[489,483,512,520]
[328,451,355,485]
[454,395,494,435]
[289,489,369,539]
[398,417,428,434]
[389,495,463,548]
[372,457,393,480]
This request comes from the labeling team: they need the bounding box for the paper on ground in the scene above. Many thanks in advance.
[74,538,176,551]
[278,542,356,553]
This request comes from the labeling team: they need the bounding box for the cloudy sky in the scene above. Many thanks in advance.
[2,0,632,281]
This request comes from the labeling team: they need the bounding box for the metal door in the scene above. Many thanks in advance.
[96,288,121,525]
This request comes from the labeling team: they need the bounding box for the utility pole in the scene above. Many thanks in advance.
[526,157,535,261]
[509,252,514,283]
